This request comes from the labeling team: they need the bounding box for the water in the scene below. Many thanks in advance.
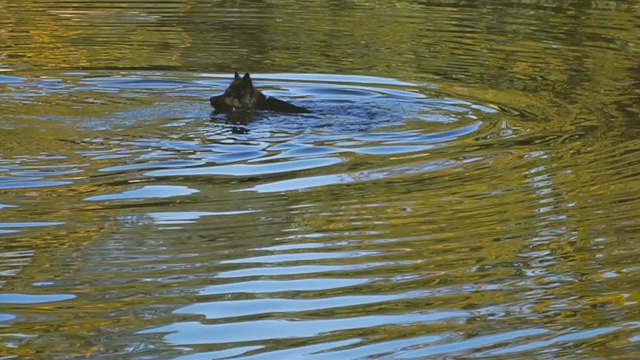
[1,1,640,359]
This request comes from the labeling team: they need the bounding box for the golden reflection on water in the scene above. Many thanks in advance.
[1,0,640,358]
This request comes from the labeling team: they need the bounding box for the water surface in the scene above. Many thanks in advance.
[1,1,640,359]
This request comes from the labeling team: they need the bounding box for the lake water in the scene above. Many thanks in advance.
[1,1,640,359]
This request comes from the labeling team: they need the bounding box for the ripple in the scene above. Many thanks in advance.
[84,185,199,201]
[0,293,75,304]
[245,329,550,360]
[140,311,472,345]
[0,75,27,84]
[146,157,344,177]
[0,222,65,229]
[176,293,408,319]
[239,159,457,193]
[197,150,267,164]
[480,327,626,357]
[216,261,415,278]
[221,250,381,264]
[0,67,575,360]
[147,210,260,224]
[80,76,193,89]
[199,278,374,295]
[100,160,206,172]
[0,180,73,190]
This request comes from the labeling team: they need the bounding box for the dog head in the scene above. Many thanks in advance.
[210,72,264,113]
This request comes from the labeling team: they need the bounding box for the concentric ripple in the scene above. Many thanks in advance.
[4,69,636,360]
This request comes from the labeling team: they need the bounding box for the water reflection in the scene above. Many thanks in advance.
[2,0,640,359]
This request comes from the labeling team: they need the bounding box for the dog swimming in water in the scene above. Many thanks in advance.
[209,72,311,114]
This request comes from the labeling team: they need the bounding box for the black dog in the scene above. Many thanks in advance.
[210,72,310,114]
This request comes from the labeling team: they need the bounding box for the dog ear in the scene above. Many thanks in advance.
[234,72,241,81]
[241,73,253,86]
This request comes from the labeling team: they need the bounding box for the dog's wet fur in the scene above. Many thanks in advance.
[210,72,311,114]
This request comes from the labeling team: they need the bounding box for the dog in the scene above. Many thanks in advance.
[210,72,311,114]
